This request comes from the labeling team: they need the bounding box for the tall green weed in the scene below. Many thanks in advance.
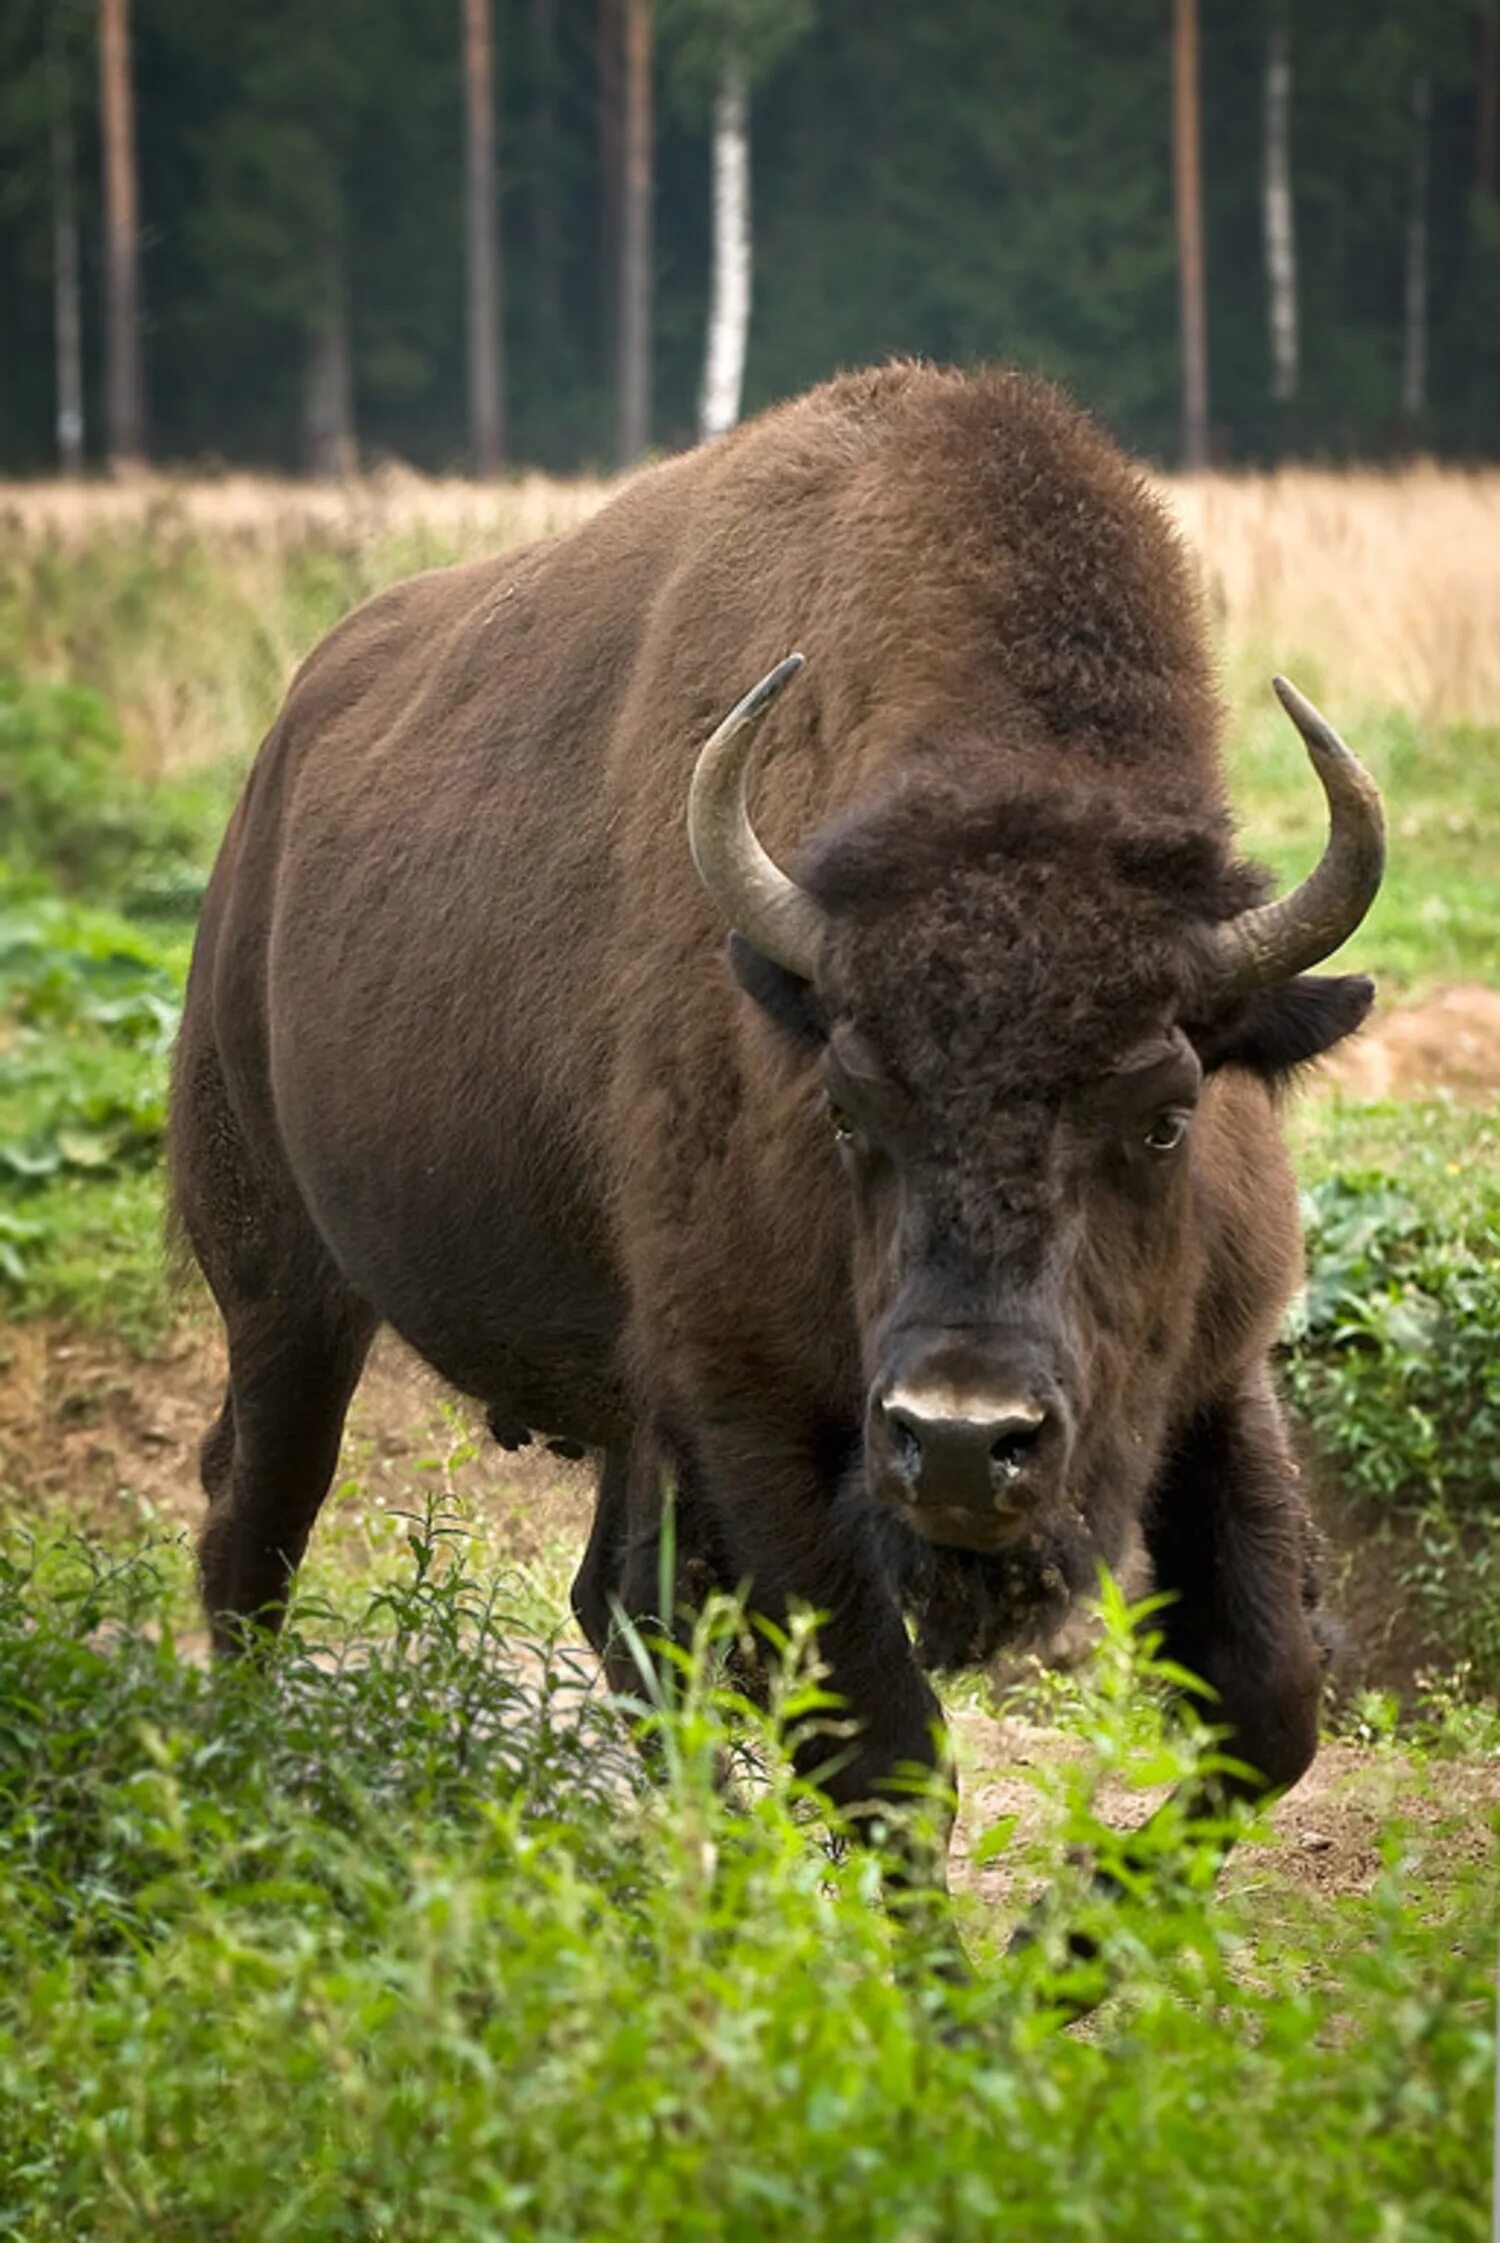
[0,1523,1490,2241]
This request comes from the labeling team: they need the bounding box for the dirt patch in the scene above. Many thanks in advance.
[0,1317,594,1557]
[1308,1466,1442,1701]
[1321,984,1500,1100]
[950,1709,1499,1918]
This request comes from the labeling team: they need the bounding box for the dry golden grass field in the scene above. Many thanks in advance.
[4,463,1499,761]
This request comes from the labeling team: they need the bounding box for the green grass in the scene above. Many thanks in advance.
[0,1528,1490,2243]
[0,677,231,1345]
[1289,1095,1500,1232]
[1284,1098,1500,1498]
[1281,1096,1500,1689]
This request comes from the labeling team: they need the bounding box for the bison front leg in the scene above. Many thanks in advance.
[1010,1375,1325,2007]
[1145,1371,1326,1809]
[613,1420,962,1941]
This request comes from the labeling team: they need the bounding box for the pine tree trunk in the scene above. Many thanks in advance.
[1470,6,1497,200]
[49,0,84,474]
[698,55,751,442]
[1171,0,1210,468]
[1402,74,1431,425]
[99,0,144,472]
[1478,4,1498,202]
[1262,11,1298,406]
[463,0,505,473]
[304,257,356,481]
[614,1,650,464]
[530,0,562,364]
[616,0,653,465]
[598,0,622,383]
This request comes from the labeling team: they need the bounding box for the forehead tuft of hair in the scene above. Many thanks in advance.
[799,774,1277,1129]
[800,767,1267,930]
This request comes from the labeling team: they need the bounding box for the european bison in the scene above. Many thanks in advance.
[171,362,1383,1881]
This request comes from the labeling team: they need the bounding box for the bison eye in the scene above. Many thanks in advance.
[1142,1109,1192,1156]
[826,1097,855,1144]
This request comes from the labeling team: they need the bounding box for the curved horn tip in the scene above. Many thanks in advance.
[737,651,806,722]
[1272,671,1330,742]
[1272,673,1354,766]
[1271,674,1386,816]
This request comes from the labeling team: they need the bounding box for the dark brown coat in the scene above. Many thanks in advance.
[171,363,1374,1844]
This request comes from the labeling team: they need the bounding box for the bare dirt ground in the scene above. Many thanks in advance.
[1321,983,1500,1099]
[951,1711,1499,1917]
[0,1316,594,1555]
[4,1307,1496,1920]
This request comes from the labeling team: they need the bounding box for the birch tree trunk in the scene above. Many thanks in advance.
[1402,74,1431,424]
[1262,11,1298,405]
[1171,0,1210,468]
[617,0,653,465]
[462,0,505,472]
[99,0,144,472]
[698,55,751,442]
[304,254,356,480]
[49,1,84,473]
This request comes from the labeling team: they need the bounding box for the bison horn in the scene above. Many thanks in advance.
[1209,676,1386,992]
[688,653,827,980]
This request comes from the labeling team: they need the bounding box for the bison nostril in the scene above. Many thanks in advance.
[891,1416,924,1480]
[989,1421,1042,1480]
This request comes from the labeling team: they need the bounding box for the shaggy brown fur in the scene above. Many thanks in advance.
[170,361,1373,1872]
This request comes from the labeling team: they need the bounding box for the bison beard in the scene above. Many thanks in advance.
[858,1478,1095,1675]
[168,359,1385,1974]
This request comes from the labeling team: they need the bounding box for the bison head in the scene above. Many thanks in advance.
[689,658,1383,1624]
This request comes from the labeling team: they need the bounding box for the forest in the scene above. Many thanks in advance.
[2,0,1500,477]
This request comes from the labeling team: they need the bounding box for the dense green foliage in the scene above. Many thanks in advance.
[2,0,1498,470]
[1285,1166,1500,1517]
[0,675,211,903]
[0,885,180,1335]
[0,1530,1490,2241]
[1281,1102,1500,1683]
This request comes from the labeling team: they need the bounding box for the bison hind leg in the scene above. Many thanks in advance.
[173,1025,376,1649]
[571,1441,641,1661]
[198,1292,376,1653]
[199,1384,236,1505]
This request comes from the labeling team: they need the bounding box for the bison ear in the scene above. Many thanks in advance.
[1205,972,1375,1080]
[728,933,827,1048]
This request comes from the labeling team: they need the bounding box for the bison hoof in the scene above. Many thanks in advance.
[486,1410,533,1452]
[545,1436,587,1462]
